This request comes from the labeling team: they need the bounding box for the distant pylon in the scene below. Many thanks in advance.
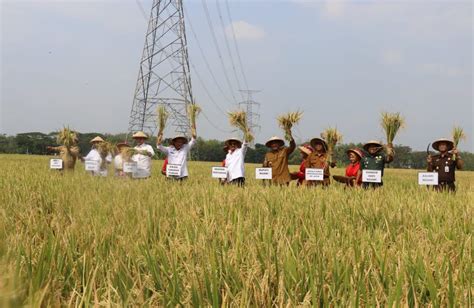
[128,0,194,137]
[238,90,261,146]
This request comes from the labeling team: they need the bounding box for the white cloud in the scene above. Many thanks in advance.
[225,21,265,41]
[381,49,403,66]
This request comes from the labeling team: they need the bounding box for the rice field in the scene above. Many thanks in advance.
[0,154,472,306]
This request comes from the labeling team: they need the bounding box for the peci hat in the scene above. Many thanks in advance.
[310,137,328,151]
[90,136,104,143]
[347,148,363,159]
[265,136,285,148]
[432,138,454,152]
[298,144,314,156]
[171,135,188,144]
[225,137,242,147]
[132,131,148,139]
[363,140,383,152]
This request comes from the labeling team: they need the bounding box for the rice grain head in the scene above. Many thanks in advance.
[187,104,202,129]
[228,110,254,142]
[380,112,405,144]
[321,127,342,155]
[277,111,303,141]
[157,105,169,134]
[452,126,466,148]
[57,127,78,148]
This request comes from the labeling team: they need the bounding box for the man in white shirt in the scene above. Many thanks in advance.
[114,142,130,176]
[224,137,248,186]
[82,136,112,177]
[131,131,155,178]
[156,130,197,180]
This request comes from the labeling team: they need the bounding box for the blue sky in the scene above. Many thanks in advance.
[1,0,472,151]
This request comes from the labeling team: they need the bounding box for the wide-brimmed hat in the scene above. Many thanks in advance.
[347,148,363,159]
[265,136,285,148]
[298,144,314,156]
[225,137,242,147]
[90,136,104,143]
[171,135,188,144]
[132,131,148,139]
[310,137,328,151]
[432,138,454,151]
[116,142,130,149]
[363,140,383,152]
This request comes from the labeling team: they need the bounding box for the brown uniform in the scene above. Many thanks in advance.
[427,153,463,192]
[305,151,331,186]
[263,140,296,185]
[49,146,80,171]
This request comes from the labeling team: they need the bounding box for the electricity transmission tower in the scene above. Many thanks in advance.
[238,90,261,145]
[128,0,194,137]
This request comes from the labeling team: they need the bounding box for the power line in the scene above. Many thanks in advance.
[224,0,250,91]
[201,0,239,104]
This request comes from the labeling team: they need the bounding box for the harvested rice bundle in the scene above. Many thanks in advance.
[121,148,136,162]
[228,110,254,142]
[321,127,342,159]
[187,104,201,135]
[277,111,303,141]
[380,112,405,145]
[452,126,466,160]
[157,105,169,135]
[57,127,78,148]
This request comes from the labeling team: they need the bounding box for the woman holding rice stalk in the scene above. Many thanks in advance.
[156,104,199,181]
[427,128,465,192]
[47,127,81,172]
[263,112,301,185]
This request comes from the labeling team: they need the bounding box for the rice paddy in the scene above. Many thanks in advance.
[0,154,472,306]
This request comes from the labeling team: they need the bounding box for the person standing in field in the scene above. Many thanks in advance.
[358,140,394,189]
[46,135,81,172]
[114,142,130,177]
[224,137,248,187]
[305,137,335,186]
[82,136,112,177]
[290,144,314,186]
[156,129,197,181]
[333,148,363,187]
[427,138,464,192]
[131,131,155,178]
[263,135,296,185]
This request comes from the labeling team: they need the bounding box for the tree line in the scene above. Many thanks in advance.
[1,132,472,170]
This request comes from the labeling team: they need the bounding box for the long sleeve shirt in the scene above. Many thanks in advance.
[225,142,248,181]
[263,139,296,184]
[49,145,80,170]
[427,153,463,183]
[132,144,155,178]
[157,138,196,178]
[84,149,112,177]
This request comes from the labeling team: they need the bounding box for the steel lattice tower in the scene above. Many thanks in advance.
[238,90,261,146]
[128,0,194,137]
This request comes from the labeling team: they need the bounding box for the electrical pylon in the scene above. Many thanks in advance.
[238,89,261,146]
[128,0,194,137]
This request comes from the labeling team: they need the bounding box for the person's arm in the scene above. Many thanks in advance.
[241,140,249,155]
[188,137,196,150]
[263,154,270,167]
[146,145,155,157]
[426,155,434,172]
[156,143,169,156]
[453,149,464,170]
[47,146,61,153]
[287,136,296,156]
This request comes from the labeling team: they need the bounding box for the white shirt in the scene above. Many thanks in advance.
[84,148,112,177]
[225,142,248,181]
[132,144,155,178]
[157,138,195,178]
[114,154,123,170]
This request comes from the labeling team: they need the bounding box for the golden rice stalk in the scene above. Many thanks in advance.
[228,110,254,142]
[452,126,466,148]
[187,104,201,130]
[121,148,136,162]
[97,141,114,158]
[321,127,342,156]
[277,111,303,141]
[57,127,78,148]
[380,112,405,144]
[157,105,169,134]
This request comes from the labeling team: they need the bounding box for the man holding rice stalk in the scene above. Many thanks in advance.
[81,136,113,177]
[427,127,465,192]
[156,104,199,181]
[131,131,155,179]
[47,127,81,172]
[262,112,301,185]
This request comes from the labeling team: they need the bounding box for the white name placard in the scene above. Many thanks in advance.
[166,164,182,177]
[362,170,382,183]
[50,159,63,169]
[85,160,100,172]
[256,168,272,180]
[123,162,137,173]
[212,167,228,179]
[132,169,149,179]
[305,168,324,181]
[418,172,438,185]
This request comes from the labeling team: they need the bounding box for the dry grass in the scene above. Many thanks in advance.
[56,127,78,148]
[187,104,201,130]
[156,105,169,134]
[321,127,342,158]
[228,110,254,142]
[380,112,405,144]
[277,111,303,141]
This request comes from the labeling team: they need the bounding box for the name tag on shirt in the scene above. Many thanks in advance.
[85,160,100,172]
[50,159,63,169]
[418,172,438,185]
[362,170,382,183]
[123,162,137,173]
[166,164,182,177]
[256,168,272,180]
[305,168,324,181]
[212,167,228,179]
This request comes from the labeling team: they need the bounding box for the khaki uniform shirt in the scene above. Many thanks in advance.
[50,146,80,170]
[263,141,296,184]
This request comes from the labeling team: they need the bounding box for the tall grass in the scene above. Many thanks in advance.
[0,154,472,306]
